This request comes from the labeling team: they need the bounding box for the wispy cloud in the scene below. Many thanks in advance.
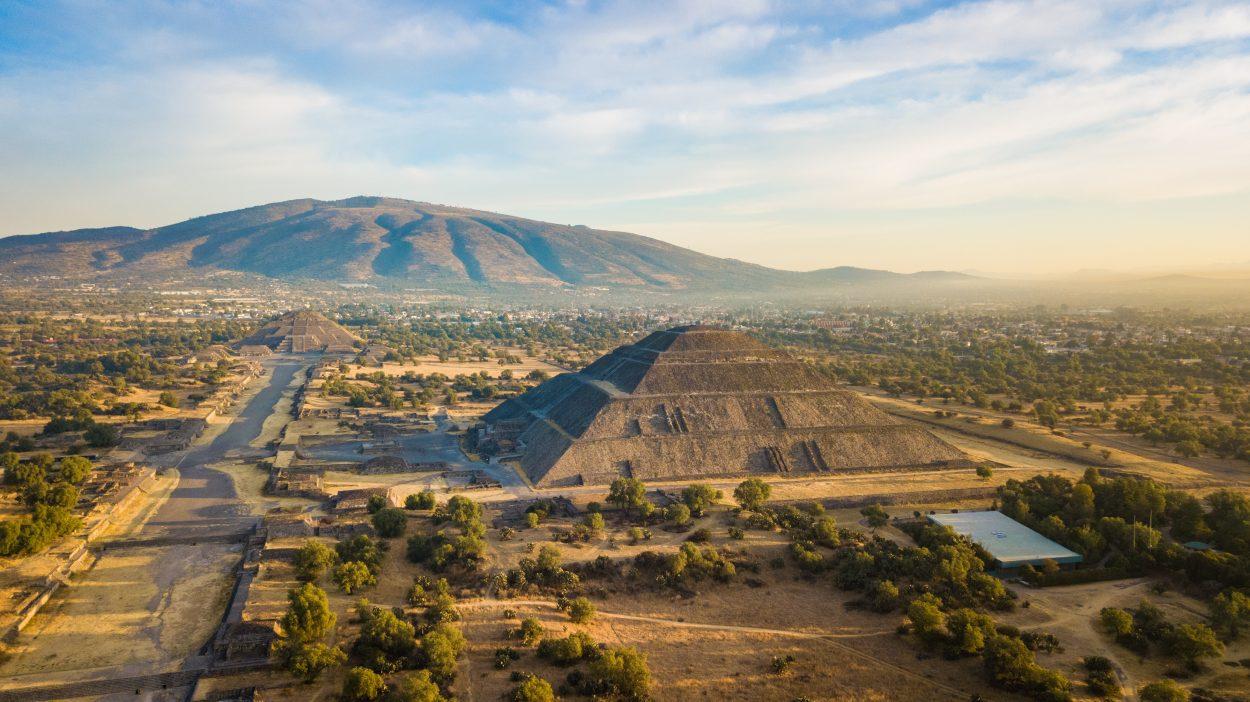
[0,0,1248,273]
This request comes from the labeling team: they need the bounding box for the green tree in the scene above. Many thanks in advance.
[342,666,387,701]
[84,422,119,447]
[607,477,647,513]
[583,511,605,534]
[293,541,337,582]
[421,623,466,683]
[588,646,650,701]
[1139,680,1189,702]
[388,670,445,702]
[566,596,596,624]
[811,516,839,547]
[56,456,92,484]
[514,617,543,645]
[906,593,946,642]
[287,642,346,682]
[665,503,691,527]
[334,561,377,594]
[1209,589,1250,639]
[158,391,179,408]
[406,490,436,510]
[372,507,408,538]
[861,504,889,528]
[510,675,555,702]
[733,478,771,510]
[279,583,336,645]
[681,484,722,517]
[1166,623,1223,670]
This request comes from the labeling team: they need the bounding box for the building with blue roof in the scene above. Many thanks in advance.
[929,510,1083,569]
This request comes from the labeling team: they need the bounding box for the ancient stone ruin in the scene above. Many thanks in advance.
[235,310,359,354]
[483,325,969,487]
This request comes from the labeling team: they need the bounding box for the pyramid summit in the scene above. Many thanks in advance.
[236,310,359,353]
[483,325,969,487]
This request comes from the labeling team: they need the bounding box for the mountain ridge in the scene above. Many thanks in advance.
[0,196,974,291]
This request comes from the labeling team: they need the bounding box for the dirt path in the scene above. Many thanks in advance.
[457,599,969,699]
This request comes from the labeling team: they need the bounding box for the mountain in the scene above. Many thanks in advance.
[0,196,971,292]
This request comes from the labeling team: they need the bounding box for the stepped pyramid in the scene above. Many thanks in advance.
[236,310,359,353]
[483,325,969,487]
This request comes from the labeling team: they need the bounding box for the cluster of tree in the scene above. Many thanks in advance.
[997,470,1250,588]
[493,544,580,596]
[0,454,89,556]
[318,535,384,595]
[407,496,485,572]
[0,315,247,420]
[1099,602,1224,671]
[1115,400,1250,461]
[339,312,650,368]
[530,629,650,700]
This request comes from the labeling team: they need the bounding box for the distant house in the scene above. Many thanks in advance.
[929,511,1083,570]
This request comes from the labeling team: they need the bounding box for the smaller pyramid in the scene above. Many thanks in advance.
[236,310,359,353]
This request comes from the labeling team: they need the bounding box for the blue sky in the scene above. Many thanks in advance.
[2,0,1249,275]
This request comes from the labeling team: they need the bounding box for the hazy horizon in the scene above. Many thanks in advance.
[2,1,1249,275]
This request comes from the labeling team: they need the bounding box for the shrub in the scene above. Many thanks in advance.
[286,642,345,682]
[537,631,596,665]
[513,617,544,645]
[681,484,722,517]
[56,456,92,484]
[495,646,521,669]
[366,495,387,514]
[421,623,467,683]
[342,666,386,701]
[372,507,407,538]
[279,583,336,644]
[294,541,338,582]
[728,526,745,540]
[334,561,376,594]
[1139,680,1189,702]
[510,675,555,702]
[733,478,770,510]
[405,490,436,510]
[665,503,691,527]
[388,670,445,702]
[770,654,796,674]
[587,646,650,700]
[566,596,595,624]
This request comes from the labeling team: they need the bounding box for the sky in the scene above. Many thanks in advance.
[1,0,1249,276]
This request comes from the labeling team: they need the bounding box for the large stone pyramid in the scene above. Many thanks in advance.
[483,325,968,487]
[237,310,359,353]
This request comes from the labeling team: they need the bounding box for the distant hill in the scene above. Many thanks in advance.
[0,196,973,293]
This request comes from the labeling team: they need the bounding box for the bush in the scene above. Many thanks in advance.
[1139,680,1189,702]
[665,503,691,527]
[372,507,408,538]
[405,490,436,510]
[366,495,387,514]
[495,646,521,669]
[510,675,555,702]
[286,642,345,682]
[587,646,650,700]
[342,666,386,701]
[334,561,377,594]
[421,623,467,683]
[513,617,544,645]
[1082,656,1119,697]
[84,422,119,448]
[388,670,445,702]
[566,596,595,623]
[294,541,338,582]
[733,478,771,510]
[537,631,596,665]
[56,456,92,484]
